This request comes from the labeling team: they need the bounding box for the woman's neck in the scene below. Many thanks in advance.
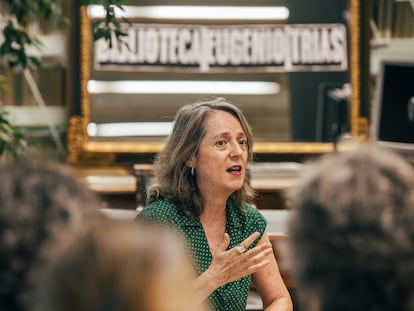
[199,198,228,255]
[200,194,228,221]
[200,203,226,224]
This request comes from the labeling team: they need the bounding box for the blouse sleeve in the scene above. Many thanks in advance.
[136,199,177,227]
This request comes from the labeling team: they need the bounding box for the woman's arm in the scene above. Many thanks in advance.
[252,232,293,311]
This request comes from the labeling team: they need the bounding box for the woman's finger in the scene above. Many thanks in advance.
[245,244,273,262]
[247,258,271,273]
[241,231,261,249]
[244,242,272,257]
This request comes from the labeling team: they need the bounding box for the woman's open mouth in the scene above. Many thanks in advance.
[227,165,242,175]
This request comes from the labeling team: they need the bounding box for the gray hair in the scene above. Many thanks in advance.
[289,144,414,311]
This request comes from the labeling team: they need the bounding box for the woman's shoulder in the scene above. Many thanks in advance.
[241,202,268,231]
[244,202,266,218]
[145,198,177,209]
[228,201,267,229]
[138,199,181,222]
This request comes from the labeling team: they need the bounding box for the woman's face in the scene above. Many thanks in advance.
[191,110,248,200]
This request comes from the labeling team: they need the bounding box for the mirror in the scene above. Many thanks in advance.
[68,0,368,164]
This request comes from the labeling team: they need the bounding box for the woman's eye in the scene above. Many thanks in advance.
[216,140,226,146]
[239,139,248,146]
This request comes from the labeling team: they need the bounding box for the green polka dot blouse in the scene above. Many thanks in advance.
[137,198,267,311]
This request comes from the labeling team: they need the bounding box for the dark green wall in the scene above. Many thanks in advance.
[287,0,350,142]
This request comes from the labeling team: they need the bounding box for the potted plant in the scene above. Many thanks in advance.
[0,0,129,159]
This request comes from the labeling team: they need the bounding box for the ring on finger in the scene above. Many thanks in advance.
[235,243,247,254]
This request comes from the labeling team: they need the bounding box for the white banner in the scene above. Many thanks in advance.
[94,23,348,73]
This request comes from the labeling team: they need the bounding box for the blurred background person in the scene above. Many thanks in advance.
[289,145,414,311]
[33,217,204,311]
[0,159,101,311]
[138,97,292,311]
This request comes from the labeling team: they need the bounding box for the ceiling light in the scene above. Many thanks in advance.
[87,122,174,137]
[87,80,280,95]
[87,5,289,21]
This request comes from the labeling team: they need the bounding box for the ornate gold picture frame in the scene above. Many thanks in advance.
[68,1,369,165]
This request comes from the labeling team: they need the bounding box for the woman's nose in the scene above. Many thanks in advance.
[229,141,243,158]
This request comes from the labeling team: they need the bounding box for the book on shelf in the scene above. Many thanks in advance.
[374,0,414,39]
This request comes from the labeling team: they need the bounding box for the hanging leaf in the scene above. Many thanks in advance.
[85,0,131,51]
[0,110,28,158]
[0,0,65,69]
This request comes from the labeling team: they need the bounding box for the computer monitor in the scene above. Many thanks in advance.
[371,59,414,160]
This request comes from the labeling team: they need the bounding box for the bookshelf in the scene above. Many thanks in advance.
[370,0,414,70]
[373,0,414,39]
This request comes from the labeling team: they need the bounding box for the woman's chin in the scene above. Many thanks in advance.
[227,182,244,193]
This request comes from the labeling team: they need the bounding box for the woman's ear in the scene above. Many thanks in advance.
[185,156,196,168]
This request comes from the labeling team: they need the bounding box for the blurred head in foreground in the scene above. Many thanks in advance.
[35,218,202,311]
[289,145,414,311]
[0,159,100,310]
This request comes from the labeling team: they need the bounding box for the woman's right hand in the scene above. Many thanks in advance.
[193,232,273,303]
[206,232,273,288]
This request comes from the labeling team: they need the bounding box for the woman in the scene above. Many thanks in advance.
[138,97,292,311]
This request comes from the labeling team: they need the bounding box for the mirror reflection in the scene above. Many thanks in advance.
[77,0,351,161]
[87,73,291,142]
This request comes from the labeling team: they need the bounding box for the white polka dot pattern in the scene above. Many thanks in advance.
[138,199,267,311]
